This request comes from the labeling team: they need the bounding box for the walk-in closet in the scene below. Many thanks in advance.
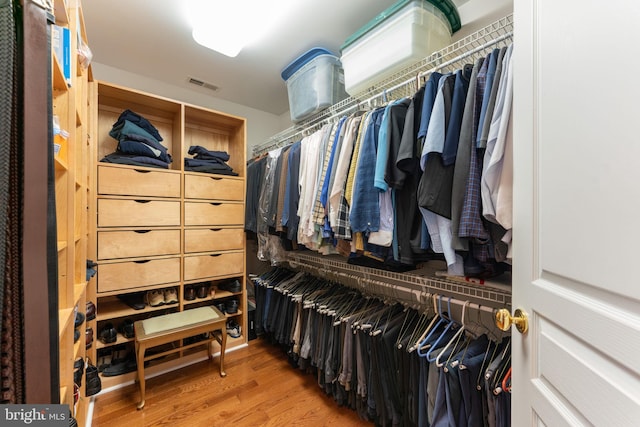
[4,0,639,426]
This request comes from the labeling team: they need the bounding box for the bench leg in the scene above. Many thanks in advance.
[219,328,227,377]
[135,341,146,409]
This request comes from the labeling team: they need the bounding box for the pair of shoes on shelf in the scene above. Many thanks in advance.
[74,307,85,329]
[215,302,227,315]
[85,359,102,396]
[74,357,84,387]
[119,318,135,339]
[86,301,96,321]
[225,299,239,314]
[118,293,146,310]
[196,284,210,299]
[184,332,209,346]
[219,279,242,293]
[86,327,94,349]
[226,320,241,338]
[145,288,178,307]
[99,323,117,344]
[184,286,196,301]
[98,346,137,377]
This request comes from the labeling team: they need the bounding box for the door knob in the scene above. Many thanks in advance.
[495,308,529,334]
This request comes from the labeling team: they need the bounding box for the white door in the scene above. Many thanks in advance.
[512,1,640,425]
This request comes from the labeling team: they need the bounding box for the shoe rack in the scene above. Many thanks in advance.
[88,81,247,390]
[50,0,93,423]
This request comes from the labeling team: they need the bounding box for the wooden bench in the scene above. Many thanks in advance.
[133,306,227,409]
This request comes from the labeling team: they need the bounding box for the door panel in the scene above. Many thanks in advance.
[513,0,640,425]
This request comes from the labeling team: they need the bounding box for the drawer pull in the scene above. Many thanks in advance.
[210,177,223,181]
[209,254,222,257]
[133,230,151,234]
[134,199,151,204]
[134,169,151,174]
[133,260,151,264]
[210,228,222,232]
[210,202,222,206]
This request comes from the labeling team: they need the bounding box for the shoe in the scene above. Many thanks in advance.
[118,293,146,310]
[145,290,165,307]
[215,302,226,315]
[184,286,196,301]
[85,359,102,396]
[86,301,96,321]
[101,354,137,377]
[226,320,241,338]
[163,287,178,304]
[219,279,242,293]
[69,410,78,427]
[225,299,239,314]
[86,259,97,282]
[73,357,84,387]
[119,318,135,339]
[196,284,208,299]
[74,329,80,343]
[74,309,85,329]
[85,327,94,349]
[99,323,117,344]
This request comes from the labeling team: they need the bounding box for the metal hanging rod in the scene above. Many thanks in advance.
[287,252,512,310]
[252,14,514,156]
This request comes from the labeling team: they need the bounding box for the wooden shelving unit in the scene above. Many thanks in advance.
[51,0,93,423]
[89,81,248,391]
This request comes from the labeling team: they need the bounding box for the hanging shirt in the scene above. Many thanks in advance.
[450,56,484,252]
[350,108,385,233]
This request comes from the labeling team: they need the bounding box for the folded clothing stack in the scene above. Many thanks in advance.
[101,109,172,169]
[184,145,237,175]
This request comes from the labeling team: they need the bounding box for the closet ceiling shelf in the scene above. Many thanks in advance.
[253,14,514,157]
[287,252,512,311]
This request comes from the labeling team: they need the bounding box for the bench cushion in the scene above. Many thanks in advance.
[139,306,222,336]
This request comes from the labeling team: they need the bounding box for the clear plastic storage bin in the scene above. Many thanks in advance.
[340,0,460,96]
[282,48,348,123]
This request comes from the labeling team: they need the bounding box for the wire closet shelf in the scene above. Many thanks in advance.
[252,14,513,156]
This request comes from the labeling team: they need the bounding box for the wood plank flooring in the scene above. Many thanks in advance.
[91,338,371,426]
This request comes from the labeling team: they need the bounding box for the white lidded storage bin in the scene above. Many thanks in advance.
[281,48,348,123]
[340,0,459,96]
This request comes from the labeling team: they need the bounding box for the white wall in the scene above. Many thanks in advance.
[91,63,284,157]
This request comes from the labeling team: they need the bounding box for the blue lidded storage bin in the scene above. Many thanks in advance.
[282,47,348,123]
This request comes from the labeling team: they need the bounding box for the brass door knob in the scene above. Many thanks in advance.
[495,308,529,334]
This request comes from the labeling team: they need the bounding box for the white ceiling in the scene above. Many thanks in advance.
[82,0,511,117]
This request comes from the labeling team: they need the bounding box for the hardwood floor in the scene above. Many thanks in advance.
[91,338,371,426]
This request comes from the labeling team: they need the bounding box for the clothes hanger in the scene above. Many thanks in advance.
[416,295,450,357]
[501,366,512,393]
[409,294,442,353]
[435,300,471,368]
[424,297,460,362]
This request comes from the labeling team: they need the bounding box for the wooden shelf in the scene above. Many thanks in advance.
[59,308,73,340]
[55,156,69,172]
[95,333,133,350]
[97,297,179,321]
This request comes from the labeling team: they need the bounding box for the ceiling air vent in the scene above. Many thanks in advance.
[188,77,219,92]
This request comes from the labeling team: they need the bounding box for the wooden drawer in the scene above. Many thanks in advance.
[98,165,181,198]
[184,174,243,200]
[98,229,181,260]
[184,228,244,253]
[184,202,243,226]
[98,257,180,293]
[98,199,180,227]
[184,252,244,281]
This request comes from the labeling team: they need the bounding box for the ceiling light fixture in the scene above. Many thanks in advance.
[186,0,295,58]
